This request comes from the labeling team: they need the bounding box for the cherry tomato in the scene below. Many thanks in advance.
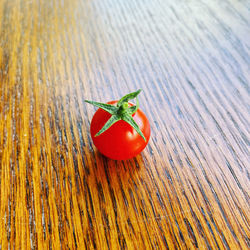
[90,100,150,160]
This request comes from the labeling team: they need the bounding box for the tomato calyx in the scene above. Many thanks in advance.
[85,89,146,141]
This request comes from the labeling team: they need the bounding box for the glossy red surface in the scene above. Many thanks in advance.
[90,101,151,160]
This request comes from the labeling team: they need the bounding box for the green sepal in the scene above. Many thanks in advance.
[95,115,121,136]
[85,100,118,114]
[127,97,139,114]
[122,114,146,141]
[85,90,146,141]
[117,89,142,107]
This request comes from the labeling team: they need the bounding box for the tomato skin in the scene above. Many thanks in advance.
[90,101,150,160]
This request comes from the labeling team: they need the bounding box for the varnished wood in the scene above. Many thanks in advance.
[0,0,249,249]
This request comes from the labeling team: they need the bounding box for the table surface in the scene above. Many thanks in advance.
[0,0,249,249]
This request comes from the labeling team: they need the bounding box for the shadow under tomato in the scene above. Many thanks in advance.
[98,149,143,168]
[91,149,146,187]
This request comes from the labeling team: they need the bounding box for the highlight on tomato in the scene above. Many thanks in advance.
[85,89,151,160]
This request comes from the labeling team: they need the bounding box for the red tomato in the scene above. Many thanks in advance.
[90,101,150,160]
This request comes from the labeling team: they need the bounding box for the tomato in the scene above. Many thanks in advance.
[89,100,150,160]
[85,90,151,160]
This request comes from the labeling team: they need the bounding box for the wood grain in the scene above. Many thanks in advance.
[0,0,249,249]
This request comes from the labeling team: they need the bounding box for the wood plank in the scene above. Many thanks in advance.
[0,0,249,248]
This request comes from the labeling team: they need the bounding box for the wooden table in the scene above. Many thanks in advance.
[0,0,249,249]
